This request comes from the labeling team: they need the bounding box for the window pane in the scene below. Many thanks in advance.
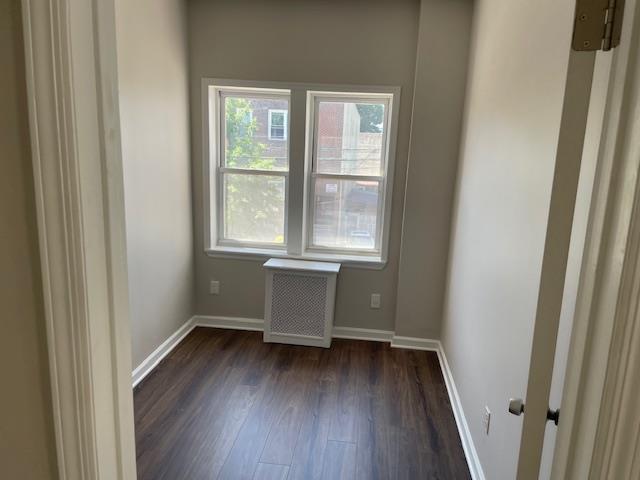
[224,96,288,170]
[271,111,284,126]
[271,126,284,139]
[315,100,385,176]
[311,178,380,250]
[269,110,286,140]
[223,173,286,244]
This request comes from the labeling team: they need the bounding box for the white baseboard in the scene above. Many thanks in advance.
[437,343,485,480]
[391,335,440,351]
[132,317,196,387]
[193,315,397,343]
[132,314,483,479]
[193,315,264,331]
[332,326,393,342]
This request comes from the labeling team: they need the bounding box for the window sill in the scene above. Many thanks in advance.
[205,246,387,270]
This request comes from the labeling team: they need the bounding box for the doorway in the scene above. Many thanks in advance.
[20,0,640,478]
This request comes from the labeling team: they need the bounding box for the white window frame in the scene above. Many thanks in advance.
[203,79,400,268]
[268,109,288,140]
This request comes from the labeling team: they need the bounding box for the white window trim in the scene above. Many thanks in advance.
[202,78,400,268]
[268,109,288,140]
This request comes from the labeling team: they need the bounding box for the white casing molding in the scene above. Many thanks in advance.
[552,0,640,477]
[21,0,136,478]
[135,315,483,479]
[576,1,640,475]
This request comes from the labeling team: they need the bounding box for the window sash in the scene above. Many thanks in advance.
[305,174,385,254]
[310,95,390,177]
[220,92,290,169]
[217,169,289,248]
[304,94,391,254]
[216,88,290,248]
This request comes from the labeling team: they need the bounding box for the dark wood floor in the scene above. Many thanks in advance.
[134,328,470,480]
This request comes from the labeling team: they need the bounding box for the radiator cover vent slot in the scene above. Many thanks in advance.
[271,273,327,337]
[263,259,340,348]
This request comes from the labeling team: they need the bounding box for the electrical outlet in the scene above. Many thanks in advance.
[370,293,381,309]
[209,280,220,295]
[482,406,491,435]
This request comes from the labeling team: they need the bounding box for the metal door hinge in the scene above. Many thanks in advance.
[572,0,625,51]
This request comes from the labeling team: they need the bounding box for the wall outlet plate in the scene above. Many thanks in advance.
[483,406,491,435]
[370,293,381,309]
[209,280,220,295]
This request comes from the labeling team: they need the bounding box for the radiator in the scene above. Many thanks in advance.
[263,258,340,348]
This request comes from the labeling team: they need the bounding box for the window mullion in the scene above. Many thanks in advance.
[285,88,308,256]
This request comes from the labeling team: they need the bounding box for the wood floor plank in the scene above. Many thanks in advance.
[217,348,302,480]
[353,340,382,480]
[253,463,289,480]
[133,328,471,480]
[146,367,247,480]
[182,382,261,479]
[328,341,359,443]
[287,348,338,480]
[320,440,357,480]
[136,331,244,479]
[260,357,314,465]
[134,328,230,429]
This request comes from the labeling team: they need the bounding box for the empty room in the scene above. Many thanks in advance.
[5,0,640,479]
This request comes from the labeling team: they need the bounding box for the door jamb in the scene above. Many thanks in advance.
[552,0,640,477]
[21,0,136,478]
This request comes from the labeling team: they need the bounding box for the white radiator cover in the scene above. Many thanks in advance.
[263,258,340,348]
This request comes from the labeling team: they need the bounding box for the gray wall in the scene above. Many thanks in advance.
[395,0,473,339]
[440,0,584,478]
[0,0,58,477]
[188,0,419,330]
[188,0,472,333]
[115,0,194,368]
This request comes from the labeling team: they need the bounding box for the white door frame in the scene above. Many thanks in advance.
[20,0,640,479]
[552,0,640,477]
[516,47,597,479]
[21,0,136,478]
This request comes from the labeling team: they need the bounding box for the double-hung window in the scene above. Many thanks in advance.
[268,109,288,140]
[205,81,398,266]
